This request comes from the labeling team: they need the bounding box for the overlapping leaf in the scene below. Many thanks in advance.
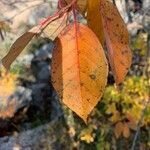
[2,13,68,70]
[51,23,108,122]
[42,13,68,40]
[87,0,105,45]
[65,0,87,14]
[100,0,132,84]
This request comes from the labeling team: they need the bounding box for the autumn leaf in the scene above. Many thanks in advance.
[126,113,137,130]
[65,0,87,14]
[2,26,39,70]
[115,122,130,138]
[2,13,68,70]
[87,0,105,45]
[123,123,130,138]
[0,69,17,119]
[100,0,132,84]
[41,13,68,40]
[114,122,124,139]
[51,23,108,122]
[80,133,94,143]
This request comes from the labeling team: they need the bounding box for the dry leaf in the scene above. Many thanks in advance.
[2,11,69,70]
[52,23,108,122]
[41,13,68,40]
[123,123,130,138]
[65,0,87,14]
[100,0,132,84]
[87,0,105,45]
[2,26,39,70]
[114,122,124,139]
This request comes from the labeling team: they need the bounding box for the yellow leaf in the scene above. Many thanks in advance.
[80,133,94,143]
[100,0,132,84]
[0,69,17,119]
[87,0,105,45]
[51,23,108,122]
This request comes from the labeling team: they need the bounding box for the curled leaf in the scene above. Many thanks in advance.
[51,23,108,122]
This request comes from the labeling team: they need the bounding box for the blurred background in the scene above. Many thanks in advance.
[0,0,149,149]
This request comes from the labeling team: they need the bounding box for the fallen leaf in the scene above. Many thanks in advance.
[87,0,105,45]
[52,23,108,122]
[100,0,132,84]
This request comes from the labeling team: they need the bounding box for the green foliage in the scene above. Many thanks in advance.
[131,32,147,56]
[102,76,149,126]
[72,76,149,149]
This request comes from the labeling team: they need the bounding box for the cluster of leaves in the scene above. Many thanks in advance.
[76,77,149,143]
[1,0,132,122]
[65,77,149,149]
[103,76,149,138]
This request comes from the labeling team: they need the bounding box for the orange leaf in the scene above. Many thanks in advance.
[100,0,132,84]
[123,123,130,138]
[114,122,124,139]
[51,23,108,122]
[87,0,105,45]
[126,113,137,130]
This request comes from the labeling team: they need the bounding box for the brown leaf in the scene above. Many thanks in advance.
[123,123,130,138]
[126,113,137,130]
[87,0,105,45]
[65,0,87,14]
[41,13,68,41]
[1,12,68,70]
[2,26,39,70]
[100,0,132,84]
[114,122,124,139]
[51,23,108,122]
